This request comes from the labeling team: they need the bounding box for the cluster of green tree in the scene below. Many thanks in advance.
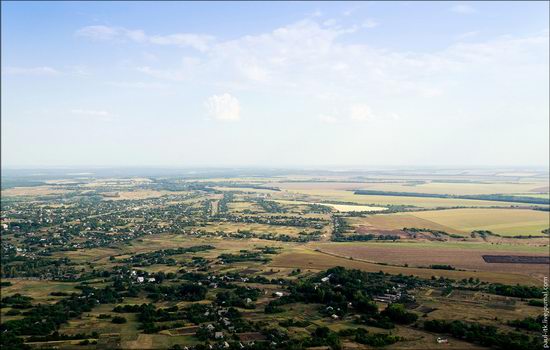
[221,214,326,229]
[278,318,310,328]
[143,282,207,302]
[527,299,545,307]
[429,264,456,270]
[204,182,281,192]
[331,216,350,239]
[256,246,281,254]
[216,193,234,214]
[487,283,544,298]
[184,256,211,269]
[255,199,286,213]
[471,230,500,238]
[216,286,261,308]
[179,271,209,282]
[423,319,543,350]
[379,303,418,324]
[354,190,550,205]
[1,293,33,309]
[1,255,79,279]
[339,328,401,347]
[218,250,271,264]
[111,315,127,324]
[196,310,254,341]
[332,233,400,242]
[182,270,289,286]
[236,325,402,349]
[352,302,418,329]
[0,286,122,349]
[113,303,203,333]
[254,232,321,243]
[200,229,321,242]
[4,221,44,233]
[507,315,543,332]
[357,314,395,329]
[26,331,99,342]
[301,326,342,349]
[306,204,333,213]
[264,267,420,330]
[403,227,463,239]
[121,245,214,266]
[264,301,284,314]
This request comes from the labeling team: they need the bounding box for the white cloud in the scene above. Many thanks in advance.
[82,17,547,126]
[455,31,479,40]
[71,109,115,122]
[309,9,323,18]
[76,25,214,51]
[70,65,92,77]
[205,93,241,121]
[75,25,119,40]
[107,81,167,89]
[136,66,189,81]
[451,4,477,14]
[319,114,339,124]
[362,19,379,29]
[3,66,60,76]
[349,104,377,122]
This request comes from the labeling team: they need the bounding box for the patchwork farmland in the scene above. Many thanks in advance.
[1,168,548,349]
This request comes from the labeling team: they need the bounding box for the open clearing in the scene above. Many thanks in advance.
[348,214,464,235]
[310,242,549,280]
[276,189,527,208]
[1,186,68,197]
[1,279,79,302]
[268,246,541,285]
[349,208,549,236]
[272,181,549,195]
[410,208,549,236]
[275,200,386,212]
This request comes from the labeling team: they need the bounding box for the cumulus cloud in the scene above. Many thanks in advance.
[205,93,241,121]
[180,19,542,94]
[3,66,60,76]
[349,104,377,122]
[76,25,214,51]
[80,17,547,125]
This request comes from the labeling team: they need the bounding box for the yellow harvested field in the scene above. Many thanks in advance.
[105,190,189,200]
[279,189,525,208]
[317,203,386,212]
[1,279,79,302]
[1,186,67,196]
[268,247,541,285]
[202,222,317,236]
[411,208,549,236]
[274,181,549,195]
[275,200,386,212]
[311,242,549,280]
[348,214,464,235]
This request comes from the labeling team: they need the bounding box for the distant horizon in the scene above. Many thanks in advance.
[2,164,549,170]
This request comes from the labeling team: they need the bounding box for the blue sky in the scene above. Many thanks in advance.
[2,1,549,168]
